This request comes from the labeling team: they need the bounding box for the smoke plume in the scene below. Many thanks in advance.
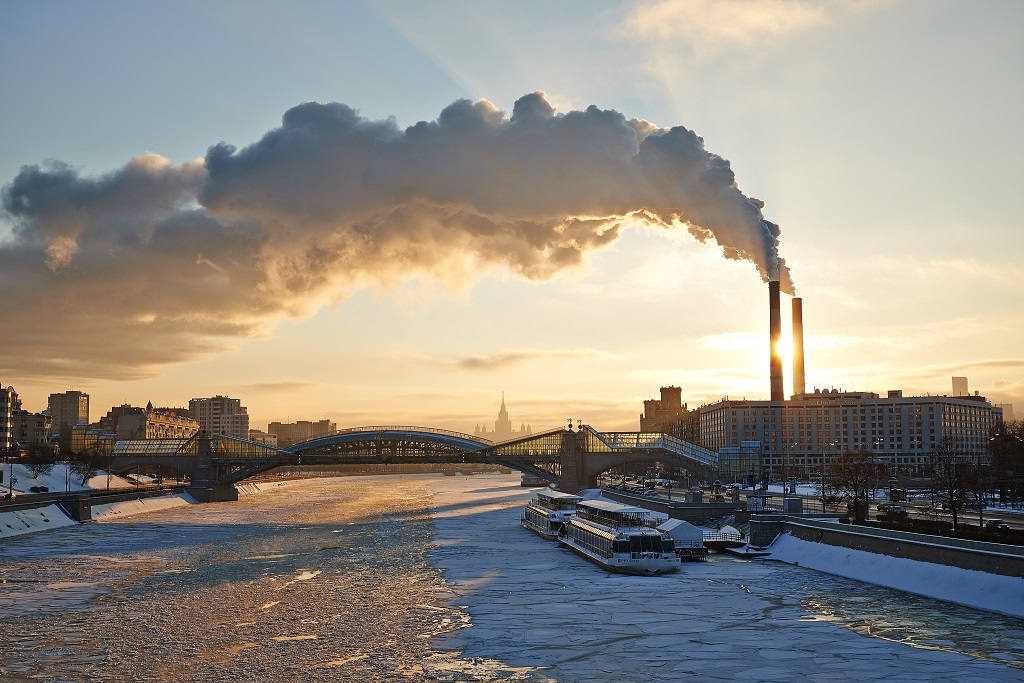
[0,91,793,379]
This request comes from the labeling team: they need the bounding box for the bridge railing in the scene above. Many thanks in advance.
[586,429,718,468]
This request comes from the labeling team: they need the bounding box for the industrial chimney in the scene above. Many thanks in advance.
[792,297,805,396]
[769,280,784,401]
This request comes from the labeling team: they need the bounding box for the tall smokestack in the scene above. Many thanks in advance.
[792,297,805,396]
[769,280,784,401]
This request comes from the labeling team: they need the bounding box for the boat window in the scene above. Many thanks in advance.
[629,536,643,553]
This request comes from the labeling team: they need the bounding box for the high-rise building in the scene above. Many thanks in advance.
[48,391,89,438]
[267,419,336,447]
[475,395,531,441]
[2,383,21,451]
[952,377,969,397]
[188,395,250,438]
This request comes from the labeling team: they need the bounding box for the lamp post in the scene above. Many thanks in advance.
[824,439,838,492]
[6,442,14,499]
[983,438,995,530]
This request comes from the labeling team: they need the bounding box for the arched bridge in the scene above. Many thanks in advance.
[106,424,720,501]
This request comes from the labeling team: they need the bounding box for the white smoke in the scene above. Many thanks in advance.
[0,91,793,379]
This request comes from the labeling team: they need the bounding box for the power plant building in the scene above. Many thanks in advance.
[676,281,1003,479]
[698,388,1002,477]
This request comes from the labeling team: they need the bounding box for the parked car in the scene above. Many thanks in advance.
[985,519,1010,531]
[877,503,907,516]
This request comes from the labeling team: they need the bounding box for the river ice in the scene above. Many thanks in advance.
[1,472,1022,682]
[426,474,1024,682]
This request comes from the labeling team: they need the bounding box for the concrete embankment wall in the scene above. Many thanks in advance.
[751,515,1024,577]
[604,491,747,526]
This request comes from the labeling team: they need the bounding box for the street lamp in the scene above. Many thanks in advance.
[5,441,14,499]
[824,440,838,491]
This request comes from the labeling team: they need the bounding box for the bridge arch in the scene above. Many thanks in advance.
[285,426,492,459]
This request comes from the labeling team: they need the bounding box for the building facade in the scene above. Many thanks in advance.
[639,386,699,440]
[48,391,90,438]
[11,409,52,448]
[188,395,250,438]
[248,429,279,447]
[697,388,1003,478]
[116,403,200,440]
[267,419,336,447]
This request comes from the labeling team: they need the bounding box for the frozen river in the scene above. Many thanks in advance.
[1,473,1022,682]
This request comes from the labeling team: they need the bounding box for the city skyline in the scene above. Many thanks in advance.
[2,1,1022,433]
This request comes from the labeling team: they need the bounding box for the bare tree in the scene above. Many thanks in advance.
[989,419,1024,508]
[829,449,885,523]
[69,449,103,486]
[26,444,56,478]
[930,436,977,533]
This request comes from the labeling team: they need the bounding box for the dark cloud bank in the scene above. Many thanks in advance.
[0,92,792,379]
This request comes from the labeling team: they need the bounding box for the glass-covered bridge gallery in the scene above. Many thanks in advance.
[96,423,729,499]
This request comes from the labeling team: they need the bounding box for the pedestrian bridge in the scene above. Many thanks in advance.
[105,424,719,501]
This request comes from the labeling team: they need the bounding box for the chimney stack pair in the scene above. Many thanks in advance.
[768,281,805,401]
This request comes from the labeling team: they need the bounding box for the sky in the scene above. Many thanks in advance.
[1,0,1022,434]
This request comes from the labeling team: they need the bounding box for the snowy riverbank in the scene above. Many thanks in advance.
[766,531,1024,618]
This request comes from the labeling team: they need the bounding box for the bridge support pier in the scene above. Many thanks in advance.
[558,430,589,494]
[57,495,92,522]
[186,484,239,503]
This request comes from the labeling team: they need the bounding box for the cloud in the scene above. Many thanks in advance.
[447,348,617,371]
[235,381,321,394]
[1,92,791,380]
[627,0,829,47]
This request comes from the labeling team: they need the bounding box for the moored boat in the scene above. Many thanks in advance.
[558,499,679,575]
[522,489,582,540]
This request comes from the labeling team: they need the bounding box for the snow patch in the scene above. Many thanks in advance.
[0,504,78,539]
[91,493,197,521]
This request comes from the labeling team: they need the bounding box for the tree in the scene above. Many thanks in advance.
[69,448,103,486]
[929,437,977,533]
[828,449,885,523]
[26,444,56,478]
[989,419,1024,507]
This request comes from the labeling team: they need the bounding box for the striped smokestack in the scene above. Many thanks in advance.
[769,280,784,401]
[792,297,805,396]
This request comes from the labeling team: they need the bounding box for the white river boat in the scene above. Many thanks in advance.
[558,499,679,575]
[522,489,582,540]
